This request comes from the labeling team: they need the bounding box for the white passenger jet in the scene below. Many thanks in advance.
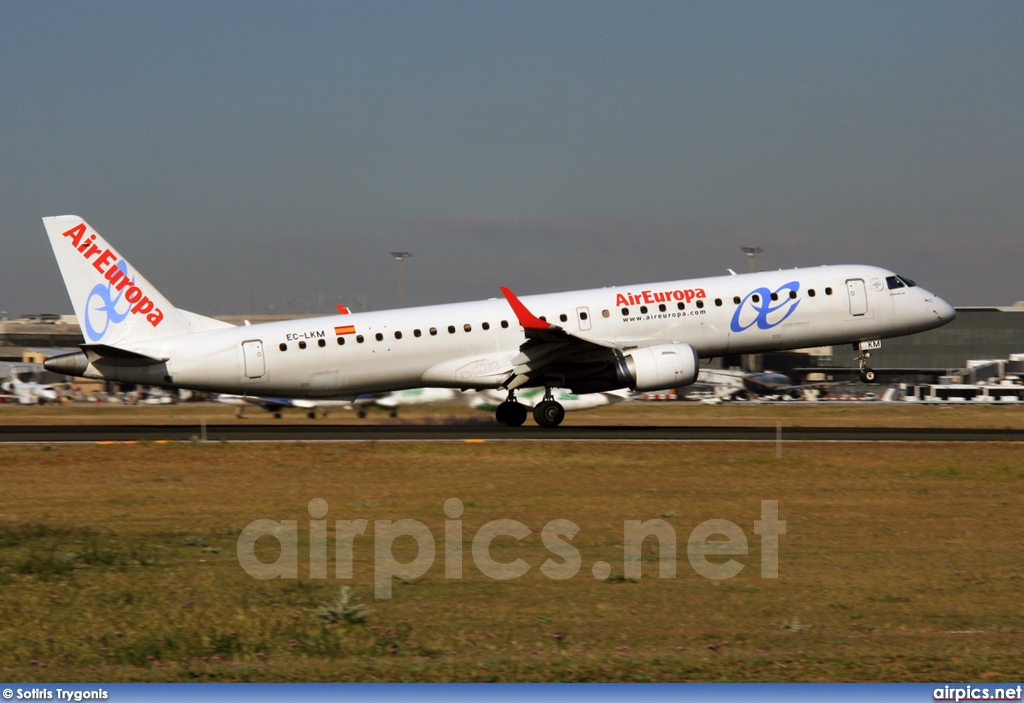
[0,377,63,405]
[42,216,956,427]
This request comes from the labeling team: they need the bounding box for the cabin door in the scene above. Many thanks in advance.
[846,279,868,317]
[242,340,266,379]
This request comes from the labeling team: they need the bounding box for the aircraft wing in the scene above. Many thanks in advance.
[499,287,671,391]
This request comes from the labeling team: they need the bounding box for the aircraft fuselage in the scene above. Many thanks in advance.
[66,264,954,398]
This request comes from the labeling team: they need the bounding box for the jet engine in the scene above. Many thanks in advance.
[615,343,699,392]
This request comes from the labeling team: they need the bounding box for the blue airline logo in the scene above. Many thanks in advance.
[84,261,133,342]
[730,281,801,333]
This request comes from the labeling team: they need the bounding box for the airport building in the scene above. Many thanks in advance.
[854,304,1024,369]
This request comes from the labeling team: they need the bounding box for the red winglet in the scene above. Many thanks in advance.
[500,286,551,331]
[336,305,350,315]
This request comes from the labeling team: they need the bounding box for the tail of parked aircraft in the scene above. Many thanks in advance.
[43,215,232,349]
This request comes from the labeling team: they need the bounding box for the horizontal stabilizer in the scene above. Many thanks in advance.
[81,344,169,363]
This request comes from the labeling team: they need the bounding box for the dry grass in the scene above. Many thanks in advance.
[1,438,1022,681]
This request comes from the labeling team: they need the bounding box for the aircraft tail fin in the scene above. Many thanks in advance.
[42,215,232,347]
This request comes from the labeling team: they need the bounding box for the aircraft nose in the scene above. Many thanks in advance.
[933,296,957,324]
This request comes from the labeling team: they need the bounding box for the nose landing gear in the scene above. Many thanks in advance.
[857,349,876,384]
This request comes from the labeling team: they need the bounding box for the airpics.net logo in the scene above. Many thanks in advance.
[236,499,786,599]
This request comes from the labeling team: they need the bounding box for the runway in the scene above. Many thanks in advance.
[2,423,1022,443]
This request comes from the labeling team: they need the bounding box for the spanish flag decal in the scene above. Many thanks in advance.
[334,325,356,336]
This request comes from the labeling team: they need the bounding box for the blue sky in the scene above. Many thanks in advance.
[2,1,1022,316]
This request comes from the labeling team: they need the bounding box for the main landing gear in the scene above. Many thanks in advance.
[494,389,566,428]
[495,392,528,427]
[533,390,565,428]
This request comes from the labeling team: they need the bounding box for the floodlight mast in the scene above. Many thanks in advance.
[740,247,764,372]
[741,246,763,273]
[389,251,413,308]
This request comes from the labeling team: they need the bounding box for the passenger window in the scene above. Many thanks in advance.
[429,328,437,336]
[677,302,685,310]
[337,337,345,346]
[318,339,326,347]
[733,296,741,304]
[279,343,287,352]
[501,320,509,328]
[602,310,610,318]
[298,341,307,349]
[789,290,797,299]
[448,325,456,334]
[463,323,472,332]
[482,322,490,330]
[621,308,629,315]
[808,289,816,297]
[825,287,833,295]
[414,329,421,337]
[357,335,365,343]
[770,292,778,301]
[696,300,704,309]
[658,304,666,312]
[639,306,647,314]
[714,298,722,307]
[395,331,402,340]
[752,294,760,303]
[375,333,383,342]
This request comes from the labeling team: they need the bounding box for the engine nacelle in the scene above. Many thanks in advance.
[616,343,699,393]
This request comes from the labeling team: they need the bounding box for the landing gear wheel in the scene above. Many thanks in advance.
[307,411,317,419]
[357,409,367,418]
[273,412,282,419]
[533,400,565,428]
[389,409,398,418]
[496,401,528,427]
[859,369,876,384]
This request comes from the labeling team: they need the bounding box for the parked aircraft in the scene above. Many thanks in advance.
[360,387,459,417]
[214,394,353,419]
[694,368,833,401]
[0,378,63,405]
[216,387,458,419]
[42,216,956,427]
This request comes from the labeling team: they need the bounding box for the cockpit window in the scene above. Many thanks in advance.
[886,275,904,290]
[897,275,917,287]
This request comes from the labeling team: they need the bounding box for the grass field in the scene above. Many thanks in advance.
[0,433,1022,682]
